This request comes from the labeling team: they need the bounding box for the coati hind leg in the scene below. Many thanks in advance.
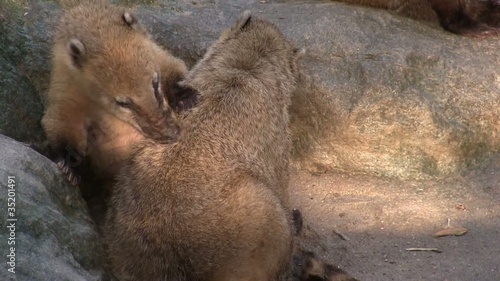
[291,209,358,281]
[293,249,358,281]
[206,178,293,281]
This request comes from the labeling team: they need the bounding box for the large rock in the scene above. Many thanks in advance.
[0,134,104,280]
[1,0,499,179]
[0,3,50,146]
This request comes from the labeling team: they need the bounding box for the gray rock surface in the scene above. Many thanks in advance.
[1,0,499,180]
[0,3,51,146]
[0,134,104,281]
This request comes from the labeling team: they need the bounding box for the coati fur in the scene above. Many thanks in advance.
[104,11,302,281]
[333,0,500,37]
[41,2,187,187]
[291,210,359,281]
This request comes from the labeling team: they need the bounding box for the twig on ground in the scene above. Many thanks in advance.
[332,228,350,241]
[405,248,442,253]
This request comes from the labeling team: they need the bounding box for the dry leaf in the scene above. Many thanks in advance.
[434,227,468,237]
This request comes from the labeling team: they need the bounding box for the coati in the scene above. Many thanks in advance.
[41,2,187,186]
[332,0,500,37]
[104,10,302,280]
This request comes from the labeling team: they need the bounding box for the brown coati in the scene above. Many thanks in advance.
[104,10,303,281]
[41,2,187,187]
[291,209,359,281]
[332,0,500,37]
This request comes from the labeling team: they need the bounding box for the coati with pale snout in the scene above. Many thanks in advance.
[104,10,359,281]
[104,10,301,281]
[41,2,187,188]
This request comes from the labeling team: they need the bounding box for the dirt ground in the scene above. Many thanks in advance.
[87,154,500,281]
[290,154,500,281]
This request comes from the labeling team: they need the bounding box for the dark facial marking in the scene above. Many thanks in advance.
[168,83,199,113]
[153,72,164,107]
[115,97,135,109]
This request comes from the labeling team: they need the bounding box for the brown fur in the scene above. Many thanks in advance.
[333,0,500,37]
[292,250,358,281]
[104,11,303,281]
[291,210,358,281]
[41,2,187,185]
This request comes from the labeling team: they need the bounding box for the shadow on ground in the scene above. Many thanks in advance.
[290,154,500,281]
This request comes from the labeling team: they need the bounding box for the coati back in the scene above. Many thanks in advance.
[333,0,500,37]
[41,2,187,184]
[105,11,302,281]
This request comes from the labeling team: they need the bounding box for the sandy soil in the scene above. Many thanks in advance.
[88,154,500,281]
[290,155,500,281]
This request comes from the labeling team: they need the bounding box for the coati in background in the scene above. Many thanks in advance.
[333,0,500,37]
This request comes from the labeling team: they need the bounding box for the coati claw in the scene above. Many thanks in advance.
[55,158,80,186]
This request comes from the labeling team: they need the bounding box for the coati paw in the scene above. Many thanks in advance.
[169,83,199,113]
[292,250,359,281]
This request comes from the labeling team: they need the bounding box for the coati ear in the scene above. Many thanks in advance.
[294,47,306,58]
[234,10,252,31]
[122,12,148,34]
[67,39,85,68]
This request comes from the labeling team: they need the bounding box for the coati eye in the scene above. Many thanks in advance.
[115,97,133,109]
[152,72,163,106]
